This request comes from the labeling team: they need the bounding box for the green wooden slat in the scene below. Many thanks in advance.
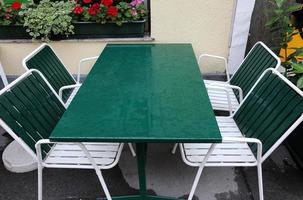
[11,81,55,134]
[230,43,278,100]
[250,99,303,153]
[234,71,303,155]
[42,46,75,86]
[233,45,268,87]
[235,54,273,97]
[5,89,50,139]
[246,91,295,138]
[260,101,303,153]
[24,75,64,119]
[25,45,75,101]
[30,72,66,115]
[0,95,45,146]
[230,45,263,85]
[28,59,62,92]
[16,83,57,128]
[236,75,280,132]
[0,73,65,154]
[39,50,70,87]
[0,103,37,152]
[234,73,273,127]
[1,91,52,154]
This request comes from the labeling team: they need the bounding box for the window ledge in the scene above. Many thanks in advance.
[0,36,155,43]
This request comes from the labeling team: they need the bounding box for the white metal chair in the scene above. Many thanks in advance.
[0,69,124,200]
[22,43,97,107]
[22,43,136,157]
[0,61,8,87]
[201,42,281,114]
[174,68,303,200]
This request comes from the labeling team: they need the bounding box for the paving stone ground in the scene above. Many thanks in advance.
[1,133,303,200]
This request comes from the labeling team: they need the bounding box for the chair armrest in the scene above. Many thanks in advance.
[59,84,82,101]
[206,82,243,102]
[77,56,99,83]
[35,139,53,165]
[199,54,230,81]
[206,85,233,115]
[222,137,263,162]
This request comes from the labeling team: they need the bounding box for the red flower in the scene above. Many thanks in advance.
[101,0,113,7]
[73,6,84,15]
[83,0,92,4]
[107,6,118,17]
[91,3,100,10]
[11,1,21,11]
[88,6,98,16]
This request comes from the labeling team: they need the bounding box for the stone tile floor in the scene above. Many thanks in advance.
[1,132,303,200]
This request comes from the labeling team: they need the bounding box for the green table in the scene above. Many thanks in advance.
[50,44,221,200]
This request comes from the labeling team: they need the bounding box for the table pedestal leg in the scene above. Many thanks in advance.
[136,143,147,197]
[98,143,182,200]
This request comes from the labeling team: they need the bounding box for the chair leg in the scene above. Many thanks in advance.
[78,143,112,200]
[257,162,264,200]
[171,143,178,154]
[37,164,43,200]
[187,144,216,200]
[128,143,136,157]
[95,169,112,200]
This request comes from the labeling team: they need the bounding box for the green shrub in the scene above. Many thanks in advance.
[22,0,75,41]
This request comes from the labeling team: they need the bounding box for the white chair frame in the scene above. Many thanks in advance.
[0,61,8,87]
[173,68,303,200]
[0,69,124,200]
[200,42,281,114]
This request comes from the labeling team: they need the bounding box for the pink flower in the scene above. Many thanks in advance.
[131,8,137,16]
[130,0,143,7]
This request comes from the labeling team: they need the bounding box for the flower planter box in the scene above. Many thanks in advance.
[0,21,145,40]
[54,21,145,40]
[71,21,145,39]
[0,25,31,40]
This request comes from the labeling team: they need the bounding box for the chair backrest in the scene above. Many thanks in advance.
[230,42,280,100]
[0,70,66,157]
[233,69,303,161]
[22,43,76,101]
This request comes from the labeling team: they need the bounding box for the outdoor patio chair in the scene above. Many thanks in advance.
[201,41,280,114]
[173,68,303,200]
[22,43,136,157]
[22,43,97,107]
[0,69,124,200]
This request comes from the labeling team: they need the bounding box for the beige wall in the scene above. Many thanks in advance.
[0,0,235,76]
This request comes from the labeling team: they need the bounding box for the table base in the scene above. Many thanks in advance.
[97,195,184,200]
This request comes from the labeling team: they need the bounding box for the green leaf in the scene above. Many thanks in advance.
[292,63,303,74]
[297,76,303,88]
[275,0,285,8]
[265,16,280,27]
[286,4,303,13]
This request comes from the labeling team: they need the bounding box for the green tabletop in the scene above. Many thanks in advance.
[50,44,221,143]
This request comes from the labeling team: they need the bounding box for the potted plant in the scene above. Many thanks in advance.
[0,1,30,39]
[69,0,147,39]
[266,0,303,168]
[21,0,75,41]
[0,0,147,40]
